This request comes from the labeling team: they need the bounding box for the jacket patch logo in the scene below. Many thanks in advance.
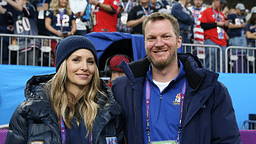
[173,93,181,105]
[31,141,44,144]
[106,137,117,144]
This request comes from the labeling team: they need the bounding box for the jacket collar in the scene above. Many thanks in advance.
[120,53,209,90]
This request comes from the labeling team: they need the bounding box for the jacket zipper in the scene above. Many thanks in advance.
[157,95,163,120]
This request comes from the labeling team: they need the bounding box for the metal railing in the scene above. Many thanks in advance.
[225,46,256,73]
[242,120,256,130]
[182,43,223,73]
[0,34,62,66]
[1,34,256,74]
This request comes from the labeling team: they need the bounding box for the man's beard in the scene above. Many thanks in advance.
[147,53,175,70]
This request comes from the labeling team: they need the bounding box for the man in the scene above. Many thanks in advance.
[117,0,138,33]
[89,0,119,32]
[200,0,229,72]
[226,3,247,47]
[104,54,132,87]
[233,3,247,46]
[171,0,194,53]
[188,0,205,56]
[235,3,246,22]
[32,0,51,36]
[127,0,157,34]
[112,12,241,144]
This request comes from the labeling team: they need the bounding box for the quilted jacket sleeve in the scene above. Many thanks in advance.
[5,101,28,144]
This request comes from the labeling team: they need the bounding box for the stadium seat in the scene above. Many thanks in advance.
[0,129,8,143]
[0,124,9,143]
[239,130,256,144]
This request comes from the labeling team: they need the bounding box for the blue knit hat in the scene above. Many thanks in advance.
[55,36,98,71]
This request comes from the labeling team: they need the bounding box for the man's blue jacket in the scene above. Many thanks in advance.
[112,53,241,144]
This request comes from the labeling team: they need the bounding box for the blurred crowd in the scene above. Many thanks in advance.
[0,0,256,71]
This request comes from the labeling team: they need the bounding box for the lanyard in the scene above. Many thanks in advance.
[58,9,65,28]
[211,8,221,22]
[38,0,46,6]
[122,0,131,13]
[145,79,186,144]
[60,116,93,144]
[141,5,150,16]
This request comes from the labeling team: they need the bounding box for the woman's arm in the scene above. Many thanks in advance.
[45,17,63,37]
[127,16,147,27]
[0,5,6,14]
[246,31,256,39]
[4,102,28,144]
[5,0,23,12]
[67,19,76,36]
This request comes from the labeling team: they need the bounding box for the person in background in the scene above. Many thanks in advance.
[235,3,246,22]
[171,0,194,53]
[222,5,228,18]
[244,9,250,19]
[154,0,174,14]
[104,54,132,87]
[149,0,156,7]
[229,7,236,14]
[111,12,241,144]
[200,0,229,72]
[246,6,256,22]
[0,0,40,66]
[31,0,51,66]
[45,0,77,66]
[89,0,119,32]
[69,0,88,36]
[245,8,256,48]
[32,0,51,36]
[127,0,157,34]
[226,4,247,48]
[117,0,138,33]
[245,8,256,72]
[5,36,125,144]
[188,0,205,56]
[234,3,247,42]
[45,0,76,37]
[0,0,14,64]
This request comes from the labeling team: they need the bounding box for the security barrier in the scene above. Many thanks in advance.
[225,46,256,73]
[0,34,62,66]
[0,34,256,73]
[182,43,223,73]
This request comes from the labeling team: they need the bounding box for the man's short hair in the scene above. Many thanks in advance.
[142,12,180,39]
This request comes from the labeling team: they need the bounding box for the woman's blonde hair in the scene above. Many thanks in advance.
[46,60,101,137]
[50,0,72,16]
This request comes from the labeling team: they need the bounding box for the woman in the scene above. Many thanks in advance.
[5,36,124,144]
[45,0,77,66]
[45,0,76,37]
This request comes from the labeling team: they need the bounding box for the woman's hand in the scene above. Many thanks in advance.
[56,30,63,37]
